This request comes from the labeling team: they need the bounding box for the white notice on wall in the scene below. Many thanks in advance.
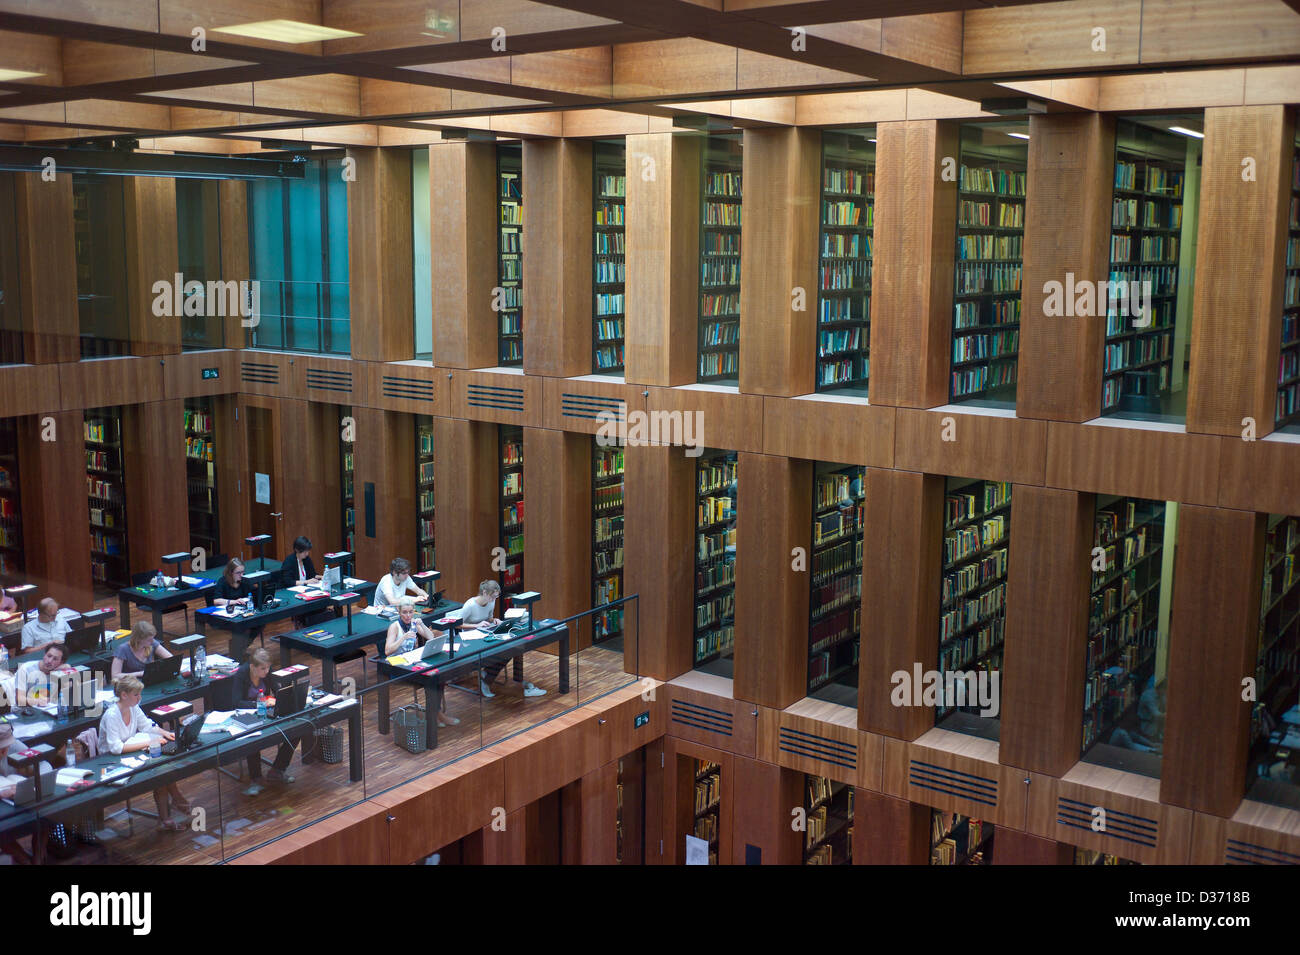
[254,472,270,505]
[685,834,710,865]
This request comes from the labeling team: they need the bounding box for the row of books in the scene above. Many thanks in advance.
[595,232,625,255]
[702,232,740,255]
[941,581,1006,642]
[595,448,624,480]
[958,200,1025,229]
[597,174,626,198]
[821,233,870,258]
[595,293,624,316]
[593,315,621,340]
[1103,332,1172,376]
[811,573,859,619]
[500,231,521,254]
[694,624,734,663]
[819,296,868,323]
[946,482,1011,528]
[88,506,119,528]
[182,408,212,433]
[817,358,866,388]
[955,298,1020,330]
[809,606,859,655]
[418,461,435,485]
[0,498,16,520]
[939,622,1003,674]
[595,261,625,286]
[705,171,741,196]
[956,262,1022,295]
[184,437,214,461]
[960,166,1026,196]
[821,260,869,291]
[951,361,1016,397]
[594,547,623,577]
[418,517,434,541]
[698,459,736,495]
[594,514,623,545]
[822,200,872,227]
[595,484,623,512]
[823,167,872,194]
[1107,264,1178,297]
[87,477,122,501]
[1105,304,1174,336]
[85,449,117,471]
[84,420,118,444]
[942,546,1007,608]
[700,294,739,317]
[812,532,861,582]
[696,557,736,596]
[0,524,16,548]
[500,173,521,200]
[595,574,621,606]
[814,473,858,510]
[699,493,735,526]
[90,530,124,554]
[1111,233,1179,263]
[703,202,740,226]
[695,590,735,630]
[502,472,523,497]
[697,528,736,561]
[502,501,524,528]
[819,327,864,358]
[1114,160,1184,197]
[0,465,12,488]
[701,260,739,286]
[595,201,624,226]
[594,606,623,637]
[503,532,524,557]
[958,234,1022,261]
[1112,197,1183,230]
[594,344,624,369]
[955,330,1019,362]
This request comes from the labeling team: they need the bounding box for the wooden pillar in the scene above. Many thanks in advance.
[431,141,497,369]
[1000,485,1094,776]
[477,807,526,864]
[125,176,180,356]
[729,757,803,864]
[852,789,930,864]
[625,132,701,387]
[352,407,416,580]
[16,412,93,609]
[348,147,414,363]
[858,467,943,739]
[14,172,78,364]
[733,452,812,708]
[212,396,243,560]
[623,441,695,681]
[559,778,583,865]
[1161,505,1264,817]
[275,399,342,561]
[738,127,820,397]
[580,761,619,864]
[1187,106,1295,438]
[993,828,1073,864]
[432,417,497,605]
[522,427,592,642]
[218,180,250,349]
[868,120,958,409]
[522,139,593,378]
[122,399,188,579]
[1019,113,1115,422]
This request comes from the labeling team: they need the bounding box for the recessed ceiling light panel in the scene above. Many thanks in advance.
[211,19,362,43]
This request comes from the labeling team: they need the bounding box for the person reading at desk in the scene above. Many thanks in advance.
[281,536,322,588]
[99,675,190,831]
[232,648,297,796]
[385,599,459,727]
[462,580,546,700]
[21,597,71,654]
[14,643,72,707]
[374,557,428,609]
[214,557,255,609]
[110,620,174,679]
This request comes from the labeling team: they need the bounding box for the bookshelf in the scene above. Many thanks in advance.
[340,406,355,553]
[1103,125,1187,415]
[593,140,626,375]
[1075,848,1139,865]
[1250,513,1300,800]
[499,425,524,598]
[498,144,523,367]
[698,135,742,384]
[1277,141,1300,430]
[0,419,22,586]
[1082,496,1167,757]
[183,397,220,558]
[951,128,1026,405]
[85,407,129,589]
[72,175,129,359]
[592,438,624,643]
[694,449,737,673]
[930,809,992,865]
[809,463,864,701]
[937,478,1011,730]
[416,415,435,572]
[693,759,720,866]
[816,130,875,395]
[803,775,853,865]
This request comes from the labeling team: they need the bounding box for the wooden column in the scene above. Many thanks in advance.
[738,127,820,397]
[212,396,243,560]
[348,147,414,363]
[858,467,943,739]
[623,441,695,681]
[993,828,1073,864]
[16,412,93,609]
[559,779,583,865]
[733,452,812,708]
[431,141,497,369]
[122,399,188,579]
[1019,113,1115,422]
[274,398,342,561]
[432,417,497,605]
[352,407,416,580]
[125,176,180,356]
[868,120,958,409]
[625,132,701,387]
[580,761,619,864]
[852,790,930,864]
[1187,105,1295,438]
[522,427,592,643]
[1000,485,1094,777]
[522,139,593,378]
[476,807,526,864]
[1161,504,1264,817]
[729,757,803,864]
[218,180,250,349]
[14,172,78,364]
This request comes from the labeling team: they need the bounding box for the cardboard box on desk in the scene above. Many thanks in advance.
[0,612,22,635]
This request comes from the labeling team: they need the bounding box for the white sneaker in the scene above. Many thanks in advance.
[523,683,547,698]
[479,680,495,698]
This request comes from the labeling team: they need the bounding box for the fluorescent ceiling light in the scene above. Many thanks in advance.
[868,138,877,143]
[0,69,44,81]
[211,19,362,43]
[1168,125,1204,139]
[1007,132,1030,140]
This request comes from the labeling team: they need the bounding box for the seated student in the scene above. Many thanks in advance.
[231,648,297,796]
[21,597,71,654]
[99,675,190,831]
[214,557,255,609]
[374,557,428,609]
[281,536,322,588]
[384,597,435,655]
[461,580,546,700]
[15,643,72,707]
[1138,676,1166,745]
[0,722,23,800]
[110,620,174,679]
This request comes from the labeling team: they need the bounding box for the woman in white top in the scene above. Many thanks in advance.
[463,580,546,700]
[385,599,459,728]
[374,557,428,609]
[99,675,190,831]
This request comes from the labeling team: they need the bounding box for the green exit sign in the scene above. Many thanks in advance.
[202,367,219,380]
[634,711,649,729]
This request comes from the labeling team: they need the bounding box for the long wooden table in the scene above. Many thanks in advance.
[194,580,377,659]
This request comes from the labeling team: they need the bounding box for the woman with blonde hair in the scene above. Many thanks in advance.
[99,675,190,831]
[110,620,174,679]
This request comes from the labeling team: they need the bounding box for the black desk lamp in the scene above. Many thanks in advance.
[172,633,206,685]
[429,616,462,658]
[245,534,272,571]
[161,551,190,588]
[511,591,542,634]
[331,591,360,635]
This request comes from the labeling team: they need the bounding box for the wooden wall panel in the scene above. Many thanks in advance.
[1054,765,1194,864]
[625,132,701,387]
[432,416,498,605]
[761,395,895,467]
[14,172,78,364]
[899,730,1027,830]
[124,176,180,357]
[218,179,250,349]
[294,354,363,408]
[1161,505,1263,817]
[479,807,527,864]
[364,360,446,415]
[503,710,605,810]
[272,398,343,563]
[893,407,1048,486]
[853,789,930,864]
[738,126,820,398]
[212,396,242,562]
[729,757,802,864]
[645,385,764,454]
[16,412,93,610]
[1019,113,1114,422]
[1045,421,1222,505]
[733,452,811,709]
[162,349,239,400]
[522,427,592,642]
[431,141,498,369]
[539,375,645,435]
[580,760,620,864]
[452,368,540,427]
[1217,436,1300,514]
[347,147,415,364]
[523,139,593,379]
[1187,105,1293,438]
[61,356,162,412]
[666,681,758,758]
[1224,802,1300,865]
[122,399,189,578]
[370,752,504,865]
[234,350,294,398]
[868,120,957,409]
[994,828,1073,864]
[1000,485,1094,777]
[963,0,1143,75]
[352,406,416,582]
[0,364,60,417]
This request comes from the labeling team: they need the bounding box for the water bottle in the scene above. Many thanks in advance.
[402,634,416,654]
[0,643,8,675]
[195,646,207,681]
[149,737,161,759]
[56,695,68,724]
[66,747,76,769]
[256,692,267,719]
[154,568,165,588]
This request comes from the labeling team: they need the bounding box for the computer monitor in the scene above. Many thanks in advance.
[274,680,308,717]
[141,656,182,687]
[322,564,342,593]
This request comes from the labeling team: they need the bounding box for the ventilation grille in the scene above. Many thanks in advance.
[1057,796,1158,848]
[778,726,856,771]
[908,759,998,808]
[560,393,626,422]
[382,375,434,402]
[305,368,352,394]
[466,383,524,412]
[670,698,732,738]
[240,361,278,385]
[1225,838,1300,865]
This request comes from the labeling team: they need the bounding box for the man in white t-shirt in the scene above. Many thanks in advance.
[15,643,71,707]
[21,598,71,653]
[373,557,428,609]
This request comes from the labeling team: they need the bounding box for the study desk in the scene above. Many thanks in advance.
[194,581,377,660]
[117,558,280,634]
[275,599,458,693]
[371,621,570,749]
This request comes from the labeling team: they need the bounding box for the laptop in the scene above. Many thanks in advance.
[10,770,58,805]
[161,714,204,756]
[273,680,308,717]
[65,626,102,656]
[141,655,183,687]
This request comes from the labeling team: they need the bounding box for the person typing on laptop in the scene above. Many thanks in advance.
[214,557,255,609]
[462,580,545,700]
[110,620,174,679]
[386,599,459,728]
[99,676,190,831]
[231,648,297,796]
[21,597,71,654]
[373,557,428,609]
